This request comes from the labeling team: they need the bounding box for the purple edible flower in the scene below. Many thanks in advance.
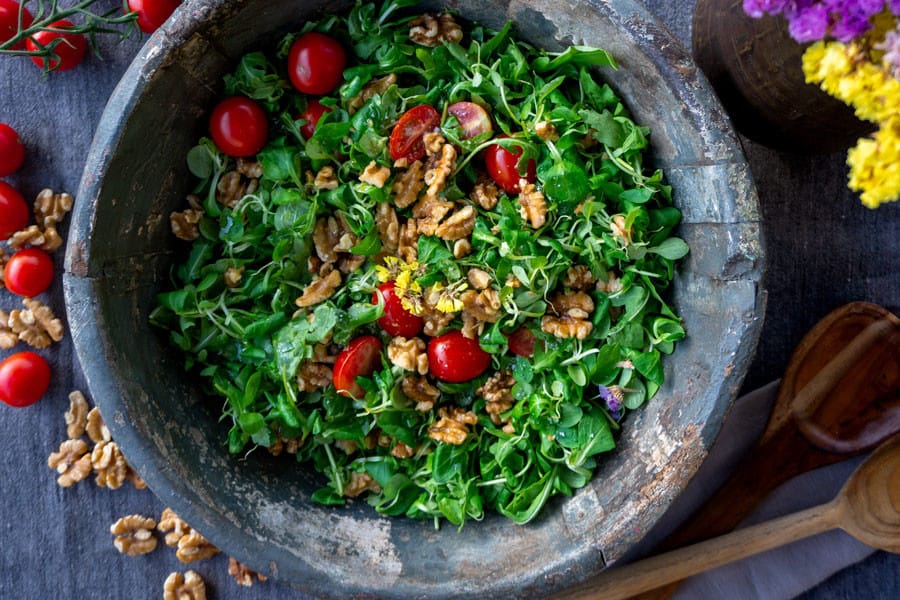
[743,0,792,18]
[597,384,622,414]
[878,25,900,77]
[789,4,830,42]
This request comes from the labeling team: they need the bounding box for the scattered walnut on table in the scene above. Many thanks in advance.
[0,310,16,349]
[170,196,204,242]
[33,188,73,229]
[175,529,220,563]
[91,439,128,489]
[409,12,463,47]
[7,224,62,253]
[110,514,158,556]
[228,557,268,587]
[428,406,478,445]
[6,297,65,349]
[65,391,89,439]
[85,407,111,443]
[47,439,93,487]
[158,508,192,548]
[387,336,429,374]
[478,371,516,425]
[401,375,441,412]
[164,571,206,600]
[518,180,547,228]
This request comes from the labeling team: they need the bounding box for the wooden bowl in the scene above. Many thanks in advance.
[63,0,765,597]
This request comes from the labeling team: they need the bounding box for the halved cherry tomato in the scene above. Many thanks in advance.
[333,335,383,399]
[484,134,536,194]
[127,0,181,34]
[0,0,33,50]
[299,98,332,140]
[506,327,536,358]
[389,104,440,162]
[3,248,54,297]
[0,352,51,408]
[0,181,29,239]
[287,32,346,95]
[0,123,25,176]
[427,330,491,383]
[373,281,424,338]
[26,20,87,72]
[209,96,268,157]
[446,101,492,139]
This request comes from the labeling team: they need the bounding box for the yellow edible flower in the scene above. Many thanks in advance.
[429,281,467,314]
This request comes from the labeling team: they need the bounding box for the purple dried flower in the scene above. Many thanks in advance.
[597,384,621,413]
[788,4,830,42]
[891,0,900,15]
[743,0,792,18]
[877,25,900,78]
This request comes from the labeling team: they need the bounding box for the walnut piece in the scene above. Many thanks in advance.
[169,207,203,241]
[296,360,333,393]
[391,441,416,459]
[409,12,463,47]
[419,295,454,337]
[423,143,457,198]
[428,406,478,445]
[33,189,73,229]
[452,238,472,259]
[460,287,501,324]
[313,215,357,263]
[268,433,304,456]
[0,310,17,349]
[224,266,244,288]
[343,471,381,497]
[534,120,560,141]
[518,180,548,228]
[375,201,399,256]
[413,195,454,237]
[65,391,89,439]
[359,160,391,188]
[387,336,428,374]
[236,158,263,179]
[92,440,128,489]
[313,165,339,191]
[86,407,111,443]
[216,170,257,208]
[348,73,397,114]
[391,159,426,209]
[596,270,624,294]
[176,530,220,563]
[401,375,441,412]
[541,291,595,340]
[470,178,500,210]
[7,224,63,253]
[111,515,158,556]
[434,204,475,241]
[478,371,515,424]
[48,439,92,487]
[228,557,268,587]
[467,268,492,290]
[295,268,342,307]
[611,214,632,245]
[564,265,595,291]
[7,298,64,349]
[397,219,419,263]
[164,571,206,600]
[423,131,446,156]
[158,508,192,548]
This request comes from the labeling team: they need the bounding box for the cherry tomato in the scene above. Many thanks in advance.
[446,101,492,139]
[127,0,181,34]
[373,281,424,338]
[333,335,383,399]
[209,96,268,157]
[299,98,332,140]
[0,181,29,239]
[26,20,87,72]
[506,327,536,358]
[0,0,33,50]
[287,32,346,95]
[3,248,54,297]
[484,135,536,194]
[389,105,441,162]
[0,123,25,177]
[0,352,51,408]
[427,330,491,383]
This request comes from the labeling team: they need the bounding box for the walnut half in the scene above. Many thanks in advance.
[164,571,206,600]
[111,515,158,556]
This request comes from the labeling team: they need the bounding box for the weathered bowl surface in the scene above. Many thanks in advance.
[64,0,765,597]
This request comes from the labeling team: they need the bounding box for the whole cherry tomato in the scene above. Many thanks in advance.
[26,20,87,72]
[299,98,332,140]
[3,248,54,297]
[287,32,346,95]
[484,135,536,194]
[0,181,29,239]
[506,327,536,358]
[0,0,33,49]
[127,0,181,34]
[0,352,51,408]
[209,96,268,157]
[373,281,424,338]
[427,330,491,383]
[389,104,440,162]
[0,122,25,177]
[333,335,383,399]
[446,101,492,139]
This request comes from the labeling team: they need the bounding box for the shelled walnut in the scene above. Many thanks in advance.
[478,371,515,425]
[294,267,342,307]
[0,310,16,349]
[409,12,463,47]
[518,180,547,228]
[541,291,595,340]
[228,557,268,587]
[6,298,64,349]
[176,530,220,563]
[164,571,206,600]
[343,471,381,497]
[387,336,428,374]
[85,407,111,443]
[359,160,391,188]
[428,406,478,445]
[391,159,426,209]
[401,375,441,412]
[110,515,158,556]
[92,440,128,489]
[65,391,89,439]
[47,439,92,487]
[158,508,192,547]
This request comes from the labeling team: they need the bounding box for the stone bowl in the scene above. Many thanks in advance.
[63,0,765,597]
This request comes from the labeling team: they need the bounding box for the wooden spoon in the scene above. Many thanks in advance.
[562,433,900,600]
[624,302,900,599]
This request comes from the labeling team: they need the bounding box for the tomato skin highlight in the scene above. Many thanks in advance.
[484,135,536,194]
[446,101,492,139]
[26,20,88,72]
[0,123,25,177]
[427,330,491,383]
[373,282,424,338]
[4,248,54,297]
[389,105,441,162]
[288,32,346,95]
[0,0,33,50]
[127,0,181,34]
[506,327,536,358]
[333,335,383,399]
[209,96,268,157]
[0,181,29,239]
[0,352,51,408]
[299,99,332,140]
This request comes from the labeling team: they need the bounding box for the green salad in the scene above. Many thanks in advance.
[151,0,689,527]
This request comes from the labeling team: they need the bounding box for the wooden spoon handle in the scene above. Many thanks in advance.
[563,501,842,600]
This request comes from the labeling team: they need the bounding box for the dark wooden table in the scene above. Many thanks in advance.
[0,1,897,598]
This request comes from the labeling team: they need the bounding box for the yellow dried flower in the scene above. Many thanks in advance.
[429,281,467,314]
